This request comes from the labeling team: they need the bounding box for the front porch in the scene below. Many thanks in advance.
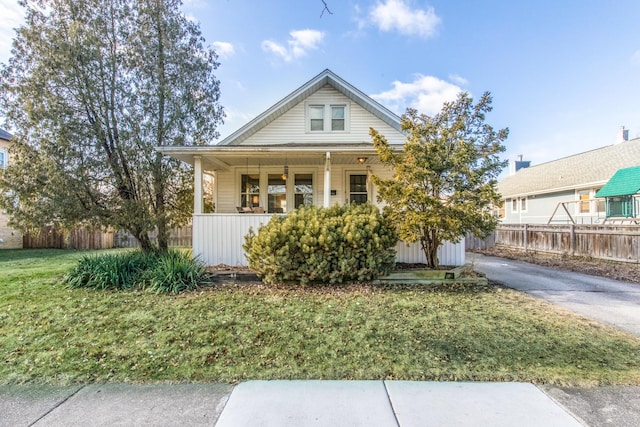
[192,213,465,267]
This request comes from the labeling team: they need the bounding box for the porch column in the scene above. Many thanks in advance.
[194,155,203,214]
[323,151,331,207]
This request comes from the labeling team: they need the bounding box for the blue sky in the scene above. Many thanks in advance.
[2,0,640,168]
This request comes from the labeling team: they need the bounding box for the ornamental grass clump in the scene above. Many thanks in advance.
[64,249,204,293]
[244,203,398,285]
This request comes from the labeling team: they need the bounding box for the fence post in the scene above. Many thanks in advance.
[569,224,575,256]
[523,224,528,253]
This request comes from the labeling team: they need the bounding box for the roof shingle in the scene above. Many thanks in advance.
[498,139,640,198]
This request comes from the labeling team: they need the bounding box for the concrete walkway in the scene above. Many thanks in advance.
[467,252,640,337]
[1,381,584,427]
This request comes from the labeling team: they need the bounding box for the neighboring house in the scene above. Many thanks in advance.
[0,128,23,248]
[160,69,465,266]
[595,165,640,222]
[497,129,640,224]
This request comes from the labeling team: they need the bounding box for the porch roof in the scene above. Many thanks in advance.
[595,166,640,198]
[158,143,404,171]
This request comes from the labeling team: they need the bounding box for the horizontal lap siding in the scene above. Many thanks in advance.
[193,214,466,267]
[241,87,405,145]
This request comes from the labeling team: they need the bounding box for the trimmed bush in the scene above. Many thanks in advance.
[64,249,205,293]
[244,203,398,285]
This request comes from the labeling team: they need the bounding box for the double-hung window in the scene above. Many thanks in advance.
[309,106,324,131]
[308,103,348,132]
[240,174,260,208]
[0,150,6,169]
[331,106,345,131]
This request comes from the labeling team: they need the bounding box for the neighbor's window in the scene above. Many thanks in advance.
[520,197,527,212]
[309,106,324,131]
[294,174,313,208]
[578,190,590,214]
[511,198,518,213]
[240,174,260,208]
[0,150,5,168]
[268,174,287,213]
[331,106,345,131]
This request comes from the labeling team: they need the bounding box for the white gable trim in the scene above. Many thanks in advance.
[219,69,402,146]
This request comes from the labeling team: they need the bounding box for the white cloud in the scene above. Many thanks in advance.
[212,41,235,59]
[261,29,325,62]
[368,0,440,38]
[371,74,464,115]
[0,0,25,64]
[448,74,468,86]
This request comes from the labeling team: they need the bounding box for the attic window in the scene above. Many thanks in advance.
[307,103,349,132]
[331,106,345,131]
[309,106,324,131]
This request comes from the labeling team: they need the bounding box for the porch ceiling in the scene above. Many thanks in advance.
[158,144,403,171]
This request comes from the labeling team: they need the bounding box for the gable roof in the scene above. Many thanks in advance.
[218,69,402,146]
[498,138,640,198]
[595,166,640,198]
[0,128,12,141]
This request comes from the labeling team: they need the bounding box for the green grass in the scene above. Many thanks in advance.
[1,249,639,386]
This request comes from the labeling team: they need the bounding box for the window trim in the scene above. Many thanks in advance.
[0,149,6,169]
[519,197,527,213]
[305,102,350,133]
[510,198,518,213]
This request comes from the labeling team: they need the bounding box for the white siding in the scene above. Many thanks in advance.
[239,86,405,146]
[193,214,465,267]
[214,164,394,213]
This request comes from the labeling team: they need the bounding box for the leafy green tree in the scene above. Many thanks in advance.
[0,0,223,251]
[370,92,508,268]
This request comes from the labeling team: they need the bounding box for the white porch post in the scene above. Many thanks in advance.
[194,155,203,214]
[323,151,331,207]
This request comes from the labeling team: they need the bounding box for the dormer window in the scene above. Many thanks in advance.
[307,103,349,132]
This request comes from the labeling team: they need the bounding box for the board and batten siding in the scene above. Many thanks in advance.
[193,214,465,267]
[239,86,405,146]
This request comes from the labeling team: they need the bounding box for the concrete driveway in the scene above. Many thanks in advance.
[467,252,640,337]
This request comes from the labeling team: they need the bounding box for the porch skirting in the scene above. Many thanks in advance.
[193,214,465,267]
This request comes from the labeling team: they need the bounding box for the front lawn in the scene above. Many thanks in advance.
[1,249,639,386]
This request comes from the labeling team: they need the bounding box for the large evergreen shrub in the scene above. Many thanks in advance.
[244,204,398,285]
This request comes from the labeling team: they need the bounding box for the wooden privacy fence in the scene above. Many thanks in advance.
[468,224,640,263]
[114,226,192,248]
[24,226,192,249]
[23,226,114,249]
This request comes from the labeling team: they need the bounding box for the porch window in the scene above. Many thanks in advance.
[240,174,260,208]
[331,106,345,131]
[268,174,287,213]
[349,174,368,204]
[294,174,313,208]
[309,106,324,131]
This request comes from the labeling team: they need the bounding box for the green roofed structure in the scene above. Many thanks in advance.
[595,166,640,221]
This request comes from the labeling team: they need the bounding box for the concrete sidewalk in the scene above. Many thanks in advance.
[1,381,584,427]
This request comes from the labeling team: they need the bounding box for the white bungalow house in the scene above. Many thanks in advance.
[160,69,464,267]
[498,129,640,224]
